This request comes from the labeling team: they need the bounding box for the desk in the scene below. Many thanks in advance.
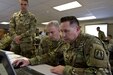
[14,64,57,75]
[28,64,57,75]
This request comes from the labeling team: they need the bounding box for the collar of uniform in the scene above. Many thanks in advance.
[70,33,84,48]
[52,39,60,43]
[19,10,29,16]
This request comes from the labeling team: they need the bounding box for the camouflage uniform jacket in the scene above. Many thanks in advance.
[0,34,12,49]
[9,11,37,42]
[29,33,111,75]
[98,30,106,40]
[35,36,64,65]
[35,36,62,55]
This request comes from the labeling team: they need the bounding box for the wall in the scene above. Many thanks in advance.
[0,24,9,29]
[37,24,46,31]
[80,17,113,37]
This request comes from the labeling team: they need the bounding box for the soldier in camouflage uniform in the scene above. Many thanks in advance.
[9,0,37,58]
[36,20,61,55]
[35,20,64,65]
[0,28,12,50]
[96,27,106,41]
[13,16,111,75]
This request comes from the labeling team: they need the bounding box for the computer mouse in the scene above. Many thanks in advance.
[13,62,23,69]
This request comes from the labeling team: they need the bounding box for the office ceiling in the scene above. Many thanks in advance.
[0,0,113,26]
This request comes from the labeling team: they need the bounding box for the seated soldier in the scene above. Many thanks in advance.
[35,20,64,66]
[0,28,12,50]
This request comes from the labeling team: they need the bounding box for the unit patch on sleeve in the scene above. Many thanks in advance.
[94,49,104,60]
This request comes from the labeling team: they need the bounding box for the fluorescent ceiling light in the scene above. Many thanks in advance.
[0,22,9,24]
[41,22,50,25]
[53,1,82,11]
[77,16,96,20]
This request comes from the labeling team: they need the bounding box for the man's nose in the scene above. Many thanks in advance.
[61,32,66,37]
[48,33,52,37]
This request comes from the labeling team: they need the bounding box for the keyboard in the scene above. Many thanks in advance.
[15,67,44,75]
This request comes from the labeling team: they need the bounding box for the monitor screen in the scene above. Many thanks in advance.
[0,50,16,75]
[0,63,8,75]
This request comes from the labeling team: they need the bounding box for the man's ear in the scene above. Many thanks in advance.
[76,26,81,31]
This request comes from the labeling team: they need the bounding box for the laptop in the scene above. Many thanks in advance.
[0,50,58,75]
[0,50,16,75]
[0,50,45,75]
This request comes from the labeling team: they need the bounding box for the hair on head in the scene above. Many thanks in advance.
[60,16,79,26]
[20,0,28,3]
[47,20,59,28]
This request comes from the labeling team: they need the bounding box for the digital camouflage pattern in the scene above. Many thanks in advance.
[36,36,62,55]
[9,11,37,58]
[98,30,106,40]
[35,36,64,65]
[29,33,111,75]
[0,34,12,50]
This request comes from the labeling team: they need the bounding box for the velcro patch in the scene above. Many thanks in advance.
[94,49,104,60]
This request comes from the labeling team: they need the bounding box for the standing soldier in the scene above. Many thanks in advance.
[96,27,106,41]
[9,0,37,58]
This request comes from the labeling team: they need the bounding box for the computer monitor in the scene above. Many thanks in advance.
[0,50,16,75]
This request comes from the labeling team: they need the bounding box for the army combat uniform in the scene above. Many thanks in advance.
[36,36,62,55]
[9,11,37,58]
[0,34,12,50]
[98,30,106,40]
[29,33,111,75]
[35,36,64,65]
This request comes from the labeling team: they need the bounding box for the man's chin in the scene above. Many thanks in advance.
[63,39,70,43]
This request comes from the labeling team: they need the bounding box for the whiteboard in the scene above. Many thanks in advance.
[85,24,107,37]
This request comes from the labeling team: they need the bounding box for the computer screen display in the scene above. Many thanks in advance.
[0,50,16,75]
[0,63,8,75]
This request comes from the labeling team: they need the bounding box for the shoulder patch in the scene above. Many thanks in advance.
[94,49,104,60]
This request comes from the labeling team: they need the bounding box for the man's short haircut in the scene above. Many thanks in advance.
[20,0,28,3]
[60,16,79,26]
[97,27,100,29]
[47,20,59,28]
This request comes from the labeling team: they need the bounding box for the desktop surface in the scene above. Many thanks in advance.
[28,64,57,75]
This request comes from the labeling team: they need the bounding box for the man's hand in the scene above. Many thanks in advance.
[12,57,30,67]
[51,65,64,75]
[13,35,21,44]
